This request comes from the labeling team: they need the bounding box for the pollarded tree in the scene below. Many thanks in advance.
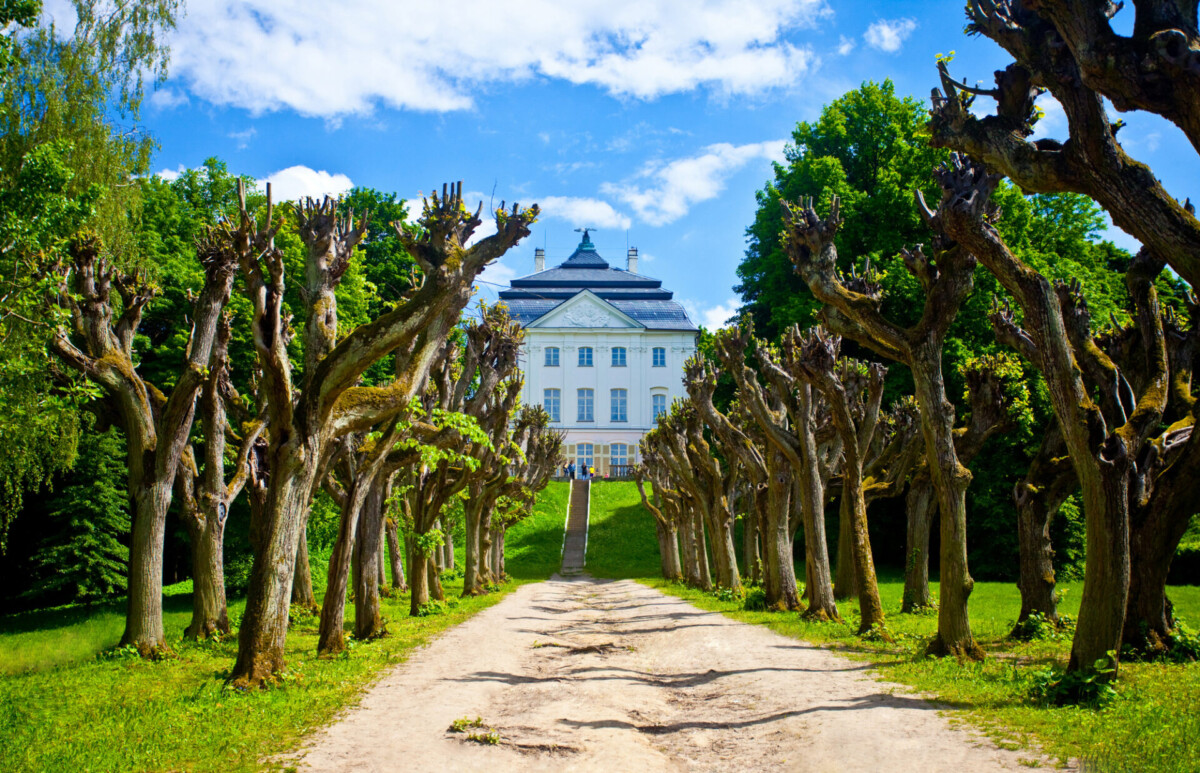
[48,223,238,654]
[632,463,684,582]
[658,401,742,592]
[706,332,806,611]
[482,408,563,583]
[932,1,1200,291]
[783,188,983,659]
[789,328,889,636]
[175,313,264,638]
[932,153,1200,670]
[900,357,1018,613]
[1011,421,1077,633]
[229,182,536,686]
[640,425,710,589]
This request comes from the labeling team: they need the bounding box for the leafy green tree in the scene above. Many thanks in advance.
[28,426,130,603]
[737,81,947,341]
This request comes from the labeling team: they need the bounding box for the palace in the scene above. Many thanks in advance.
[498,231,698,476]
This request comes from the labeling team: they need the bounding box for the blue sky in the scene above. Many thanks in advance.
[54,0,1198,327]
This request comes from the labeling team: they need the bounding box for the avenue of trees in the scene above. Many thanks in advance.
[3,0,1200,692]
[0,1,560,687]
[642,2,1200,680]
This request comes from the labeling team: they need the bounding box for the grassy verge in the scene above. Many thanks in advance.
[0,485,570,772]
[586,481,1200,772]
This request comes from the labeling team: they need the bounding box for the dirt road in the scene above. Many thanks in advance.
[293,577,1044,772]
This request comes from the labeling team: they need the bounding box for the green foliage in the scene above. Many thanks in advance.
[26,427,129,604]
[736,80,947,341]
[741,587,767,611]
[1010,611,1075,643]
[1028,657,1118,707]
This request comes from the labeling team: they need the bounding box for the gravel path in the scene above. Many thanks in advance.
[293,576,1047,772]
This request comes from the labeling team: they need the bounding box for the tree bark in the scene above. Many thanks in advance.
[386,515,406,591]
[656,520,683,581]
[762,450,801,610]
[184,513,229,638]
[353,477,387,640]
[292,519,317,612]
[901,474,936,613]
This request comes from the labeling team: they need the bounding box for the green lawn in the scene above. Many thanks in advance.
[585,480,1200,772]
[0,488,570,772]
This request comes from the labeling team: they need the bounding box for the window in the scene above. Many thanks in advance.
[652,347,666,367]
[611,388,628,422]
[652,393,667,423]
[577,388,594,421]
[544,347,559,367]
[612,346,627,367]
[611,443,628,467]
[576,443,594,471]
[578,347,593,367]
[543,388,560,422]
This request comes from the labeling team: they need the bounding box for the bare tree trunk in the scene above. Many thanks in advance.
[185,514,229,638]
[833,500,857,601]
[443,529,455,570]
[489,526,505,582]
[354,478,387,640]
[409,552,431,615]
[1012,425,1076,632]
[901,474,936,613]
[234,464,320,683]
[762,450,801,610]
[386,516,406,591]
[292,519,317,612]
[841,468,885,634]
[318,465,374,655]
[1015,494,1060,629]
[656,520,683,581]
[463,487,486,594]
[742,508,758,585]
[679,510,702,588]
[1124,500,1193,654]
[695,509,713,591]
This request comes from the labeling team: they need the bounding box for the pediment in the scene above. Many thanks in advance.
[528,291,641,329]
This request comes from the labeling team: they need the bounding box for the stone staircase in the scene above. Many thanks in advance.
[561,479,590,576]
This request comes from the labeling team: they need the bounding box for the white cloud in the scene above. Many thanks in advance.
[148,88,189,110]
[683,297,741,330]
[229,127,257,149]
[601,140,787,226]
[1030,92,1065,140]
[864,18,917,53]
[155,165,185,182]
[538,196,632,230]
[161,0,828,117]
[836,35,855,56]
[262,165,354,202]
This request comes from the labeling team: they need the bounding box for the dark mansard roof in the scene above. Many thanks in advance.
[497,231,698,332]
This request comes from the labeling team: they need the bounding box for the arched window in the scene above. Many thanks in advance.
[578,347,593,367]
[652,393,667,423]
[612,346,627,367]
[577,388,594,421]
[543,388,560,422]
[652,347,667,367]
[611,388,628,422]
[544,347,560,367]
[576,443,594,471]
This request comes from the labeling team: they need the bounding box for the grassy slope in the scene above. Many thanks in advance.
[0,484,570,772]
[585,480,1200,772]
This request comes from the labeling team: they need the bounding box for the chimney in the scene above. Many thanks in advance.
[534,247,545,272]
[627,246,638,274]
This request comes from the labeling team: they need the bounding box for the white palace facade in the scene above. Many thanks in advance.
[499,231,698,477]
